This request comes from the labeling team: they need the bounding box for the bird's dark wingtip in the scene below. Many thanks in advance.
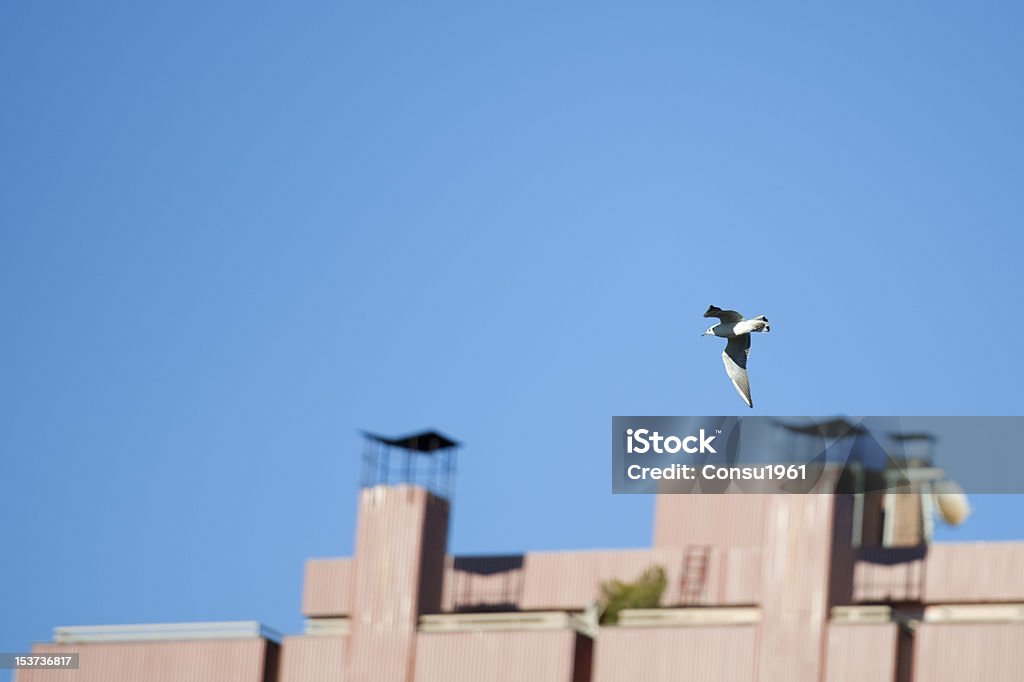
[704,305,720,318]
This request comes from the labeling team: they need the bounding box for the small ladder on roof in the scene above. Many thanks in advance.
[679,545,712,604]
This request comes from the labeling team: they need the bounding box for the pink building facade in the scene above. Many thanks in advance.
[19,431,1024,681]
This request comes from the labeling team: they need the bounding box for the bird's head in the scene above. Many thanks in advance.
[701,325,717,337]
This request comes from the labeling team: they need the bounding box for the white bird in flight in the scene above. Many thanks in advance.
[701,305,771,408]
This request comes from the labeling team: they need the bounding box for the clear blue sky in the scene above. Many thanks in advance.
[3,1,1023,671]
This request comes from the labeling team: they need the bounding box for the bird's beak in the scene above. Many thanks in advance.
[700,331,707,337]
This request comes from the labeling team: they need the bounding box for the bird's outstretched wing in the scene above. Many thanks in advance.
[704,305,744,323]
[722,335,753,408]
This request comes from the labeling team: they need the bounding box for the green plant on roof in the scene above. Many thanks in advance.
[598,565,667,625]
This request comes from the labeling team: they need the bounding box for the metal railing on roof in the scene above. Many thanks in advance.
[53,621,282,644]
